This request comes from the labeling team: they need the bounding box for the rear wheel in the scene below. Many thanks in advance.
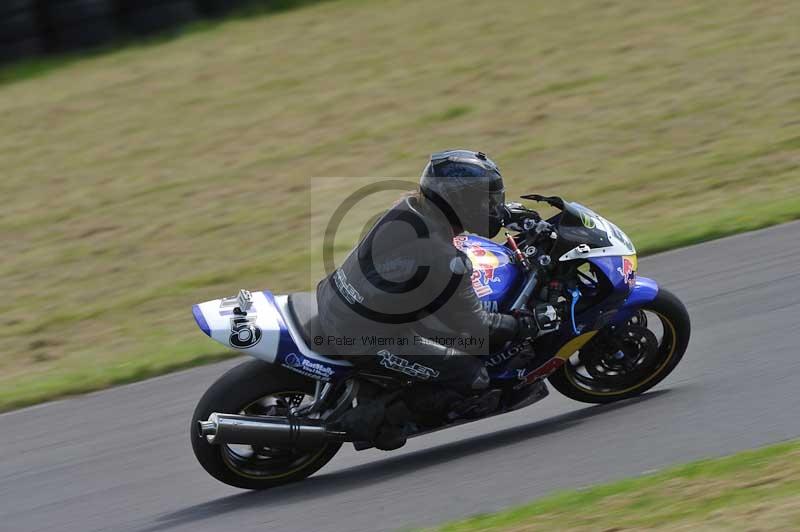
[548,288,690,404]
[190,359,341,490]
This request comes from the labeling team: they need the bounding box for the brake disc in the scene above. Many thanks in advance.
[581,324,659,385]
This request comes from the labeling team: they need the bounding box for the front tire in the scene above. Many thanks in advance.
[190,359,342,490]
[548,288,690,404]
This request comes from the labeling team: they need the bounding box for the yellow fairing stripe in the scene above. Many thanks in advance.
[555,331,599,360]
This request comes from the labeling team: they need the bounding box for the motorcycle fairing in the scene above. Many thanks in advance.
[454,234,523,309]
[587,255,637,298]
[487,276,659,381]
[270,294,353,382]
[192,291,286,363]
[192,291,352,381]
[569,257,659,334]
[556,202,636,261]
[611,275,659,325]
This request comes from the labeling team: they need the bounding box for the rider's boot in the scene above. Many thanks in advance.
[373,400,413,451]
[336,390,413,451]
[334,397,386,442]
[447,388,503,419]
[508,379,550,410]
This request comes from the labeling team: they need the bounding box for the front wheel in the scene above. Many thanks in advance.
[190,359,342,490]
[548,288,690,404]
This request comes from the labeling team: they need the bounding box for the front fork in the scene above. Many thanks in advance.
[508,276,660,386]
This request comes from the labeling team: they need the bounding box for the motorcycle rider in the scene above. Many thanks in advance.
[317,149,560,448]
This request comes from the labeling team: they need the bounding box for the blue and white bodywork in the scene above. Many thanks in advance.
[192,290,353,382]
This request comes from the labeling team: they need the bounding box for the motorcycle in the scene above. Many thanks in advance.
[190,194,691,489]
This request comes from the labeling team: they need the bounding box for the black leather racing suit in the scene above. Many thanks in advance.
[316,194,520,392]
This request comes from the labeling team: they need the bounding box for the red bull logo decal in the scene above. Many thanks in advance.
[469,245,500,283]
[618,255,638,288]
[453,236,502,297]
[516,358,566,386]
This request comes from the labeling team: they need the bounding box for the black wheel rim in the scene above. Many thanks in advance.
[220,391,328,480]
[563,310,677,396]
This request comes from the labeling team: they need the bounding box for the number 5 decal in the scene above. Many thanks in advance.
[229,317,262,349]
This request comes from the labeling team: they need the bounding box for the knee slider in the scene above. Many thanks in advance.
[471,366,490,390]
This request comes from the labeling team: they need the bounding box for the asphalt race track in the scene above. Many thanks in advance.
[2,222,799,532]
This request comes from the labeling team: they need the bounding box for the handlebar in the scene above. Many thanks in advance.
[501,202,540,229]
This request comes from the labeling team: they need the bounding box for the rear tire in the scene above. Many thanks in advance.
[190,359,342,490]
[548,288,690,404]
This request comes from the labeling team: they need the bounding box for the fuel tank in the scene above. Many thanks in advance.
[453,235,523,312]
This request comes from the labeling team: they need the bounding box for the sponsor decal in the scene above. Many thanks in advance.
[470,270,493,297]
[334,269,364,305]
[481,300,499,312]
[617,255,638,288]
[485,339,531,367]
[468,245,500,285]
[452,235,470,250]
[229,317,262,349]
[452,236,502,298]
[282,352,335,380]
[377,349,440,380]
[515,357,566,387]
[580,211,596,229]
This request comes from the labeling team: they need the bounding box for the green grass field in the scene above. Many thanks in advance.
[430,440,800,531]
[1,0,799,411]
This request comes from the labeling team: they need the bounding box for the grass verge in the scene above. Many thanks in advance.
[0,0,799,411]
[430,440,800,531]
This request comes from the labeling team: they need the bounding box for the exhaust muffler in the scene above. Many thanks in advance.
[198,413,347,447]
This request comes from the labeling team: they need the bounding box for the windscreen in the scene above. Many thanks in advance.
[556,202,613,250]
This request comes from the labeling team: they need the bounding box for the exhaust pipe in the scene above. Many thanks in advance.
[198,413,347,447]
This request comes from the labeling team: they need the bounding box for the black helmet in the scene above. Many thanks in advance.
[420,149,506,238]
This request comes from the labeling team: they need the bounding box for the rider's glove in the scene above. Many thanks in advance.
[516,304,561,339]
